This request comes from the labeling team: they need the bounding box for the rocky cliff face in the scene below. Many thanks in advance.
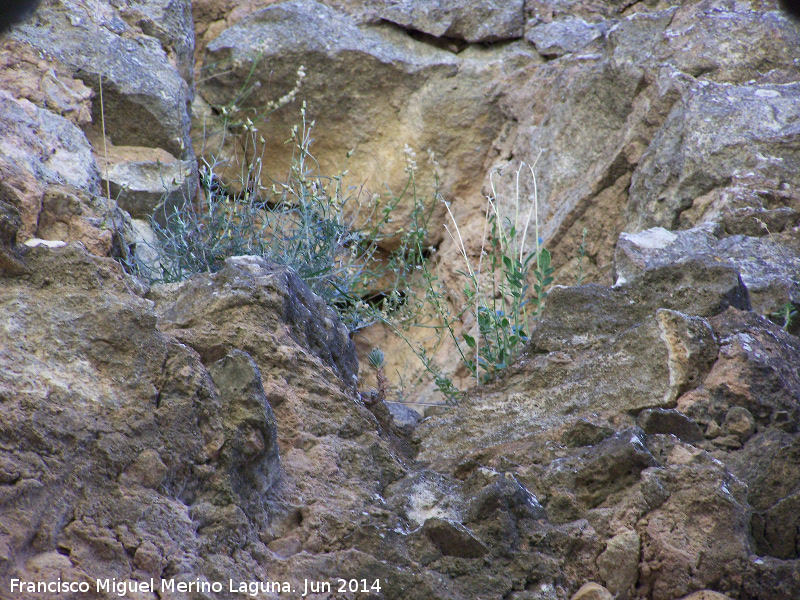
[1,1,799,599]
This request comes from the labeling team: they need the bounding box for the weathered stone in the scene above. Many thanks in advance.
[755,491,800,560]
[627,82,800,232]
[387,402,421,428]
[574,428,657,508]
[637,409,704,444]
[705,420,722,439]
[724,406,756,443]
[638,450,750,600]
[421,517,488,558]
[385,470,464,527]
[36,185,115,257]
[561,419,614,448]
[570,582,612,600]
[614,226,799,317]
[378,0,525,43]
[655,309,718,404]
[98,145,197,220]
[640,468,670,511]
[119,0,196,86]
[121,217,163,279]
[0,39,92,126]
[150,255,358,387]
[209,349,280,486]
[700,310,800,426]
[596,529,640,596]
[468,474,545,522]
[525,17,608,58]
[11,0,194,159]
[0,90,100,237]
[121,449,168,490]
[2,0,800,598]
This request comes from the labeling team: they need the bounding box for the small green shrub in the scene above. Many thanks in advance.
[383,158,553,403]
[437,160,552,387]
[772,302,798,332]
[119,77,553,403]
[121,103,435,333]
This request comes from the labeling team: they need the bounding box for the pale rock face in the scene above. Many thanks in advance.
[9,0,195,159]
[191,0,800,402]
[1,0,799,598]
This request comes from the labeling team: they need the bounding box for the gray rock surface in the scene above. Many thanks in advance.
[627,83,800,232]
[150,254,359,387]
[100,147,197,220]
[378,0,525,42]
[525,17,608,57]
[1,0,800,598]
[615,226,800,317]
[11,0,194,159]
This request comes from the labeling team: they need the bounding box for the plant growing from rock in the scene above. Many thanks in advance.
[443,160,553,386]
[384,158,553,401]
[121,96,435,334]
[366,347,387,404]
[772,302,799,333]
[119,66,553,402]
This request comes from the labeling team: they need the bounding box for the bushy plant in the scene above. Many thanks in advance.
[421,160,552,389]
[118,71,553,403]
[121,101,435,333]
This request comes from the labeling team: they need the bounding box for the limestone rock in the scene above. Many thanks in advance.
[10,0,194,159]
[0,90,100,240]
[119,0,196,86]
[0,242,410,597]
[467,473,546,522]
[421,517,488,558]
[36,185,116,257]
[655,310,719,406]
[208,349,281,492]
[637,409,704,444]
[525,17,608,58]
[387,402,421,428]
[724,406,755,443]
[2,0,800,598]
[613,228,752,317]
[570,582,612,600]
[637,446,751,600]
[596,529,640,596]
[150,254,358,387]
[627,82,800,232]
[98,145,198,221]
[0,39,92,126]
[613,221,800,322]
[377,0,525,42]
[415,249,800,598]
[561,419,615,448]
[573,428,657,508]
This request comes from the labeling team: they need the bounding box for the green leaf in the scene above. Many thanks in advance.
[463,333,476,348]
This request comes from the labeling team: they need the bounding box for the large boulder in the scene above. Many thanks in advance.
[414,245,800,599]
[0,243,398,597]
[197,0,517,244]
[626,82,800,232]
[615,225,800,317]
[9,0,195,160]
